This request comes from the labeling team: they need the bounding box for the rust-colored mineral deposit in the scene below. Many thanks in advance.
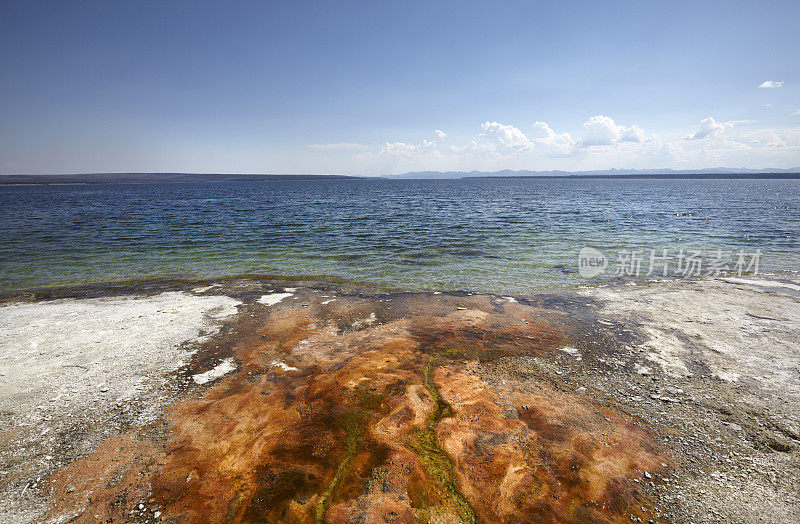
[46,290,666,523]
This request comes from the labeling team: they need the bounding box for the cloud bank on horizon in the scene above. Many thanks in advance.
[310,74,798,176]
[332,111,800,175]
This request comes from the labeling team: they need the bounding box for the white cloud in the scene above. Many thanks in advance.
[480,121,534,151]
[621,125,645,143]
[343,118,800,175]
[529,121,557,140]
[736,128,800,149]
[793,109,800,116]
[377,130,450,158]
[530,121,576,153]
[581,115,646,146]
[380,141,418,155]
[378,136,443,161]
[687,117,734,140]
[738,129,785,148]
[308,142,367,150]
[758,80,784,88]
[581,115,619,146]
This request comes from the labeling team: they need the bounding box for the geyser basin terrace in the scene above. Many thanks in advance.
[1,276,798,522]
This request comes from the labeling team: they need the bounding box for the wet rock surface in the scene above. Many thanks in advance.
[0,276,797,522]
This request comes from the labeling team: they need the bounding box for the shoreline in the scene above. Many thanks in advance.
[3,268,799,303]
[1,276,798,522]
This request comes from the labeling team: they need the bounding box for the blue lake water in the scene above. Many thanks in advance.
[1,178,798,294]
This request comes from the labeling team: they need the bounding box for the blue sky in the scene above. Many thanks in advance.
[1,0,799,175]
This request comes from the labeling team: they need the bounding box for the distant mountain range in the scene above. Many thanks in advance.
[1,168,799,185]
[382,167,800,179]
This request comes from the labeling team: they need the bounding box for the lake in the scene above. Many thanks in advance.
[1,177,798,293]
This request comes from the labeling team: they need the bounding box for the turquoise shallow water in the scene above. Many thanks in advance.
[0,178,798,294]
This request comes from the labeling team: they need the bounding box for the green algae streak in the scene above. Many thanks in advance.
[407,357,477,524]
[315,411,365,524]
